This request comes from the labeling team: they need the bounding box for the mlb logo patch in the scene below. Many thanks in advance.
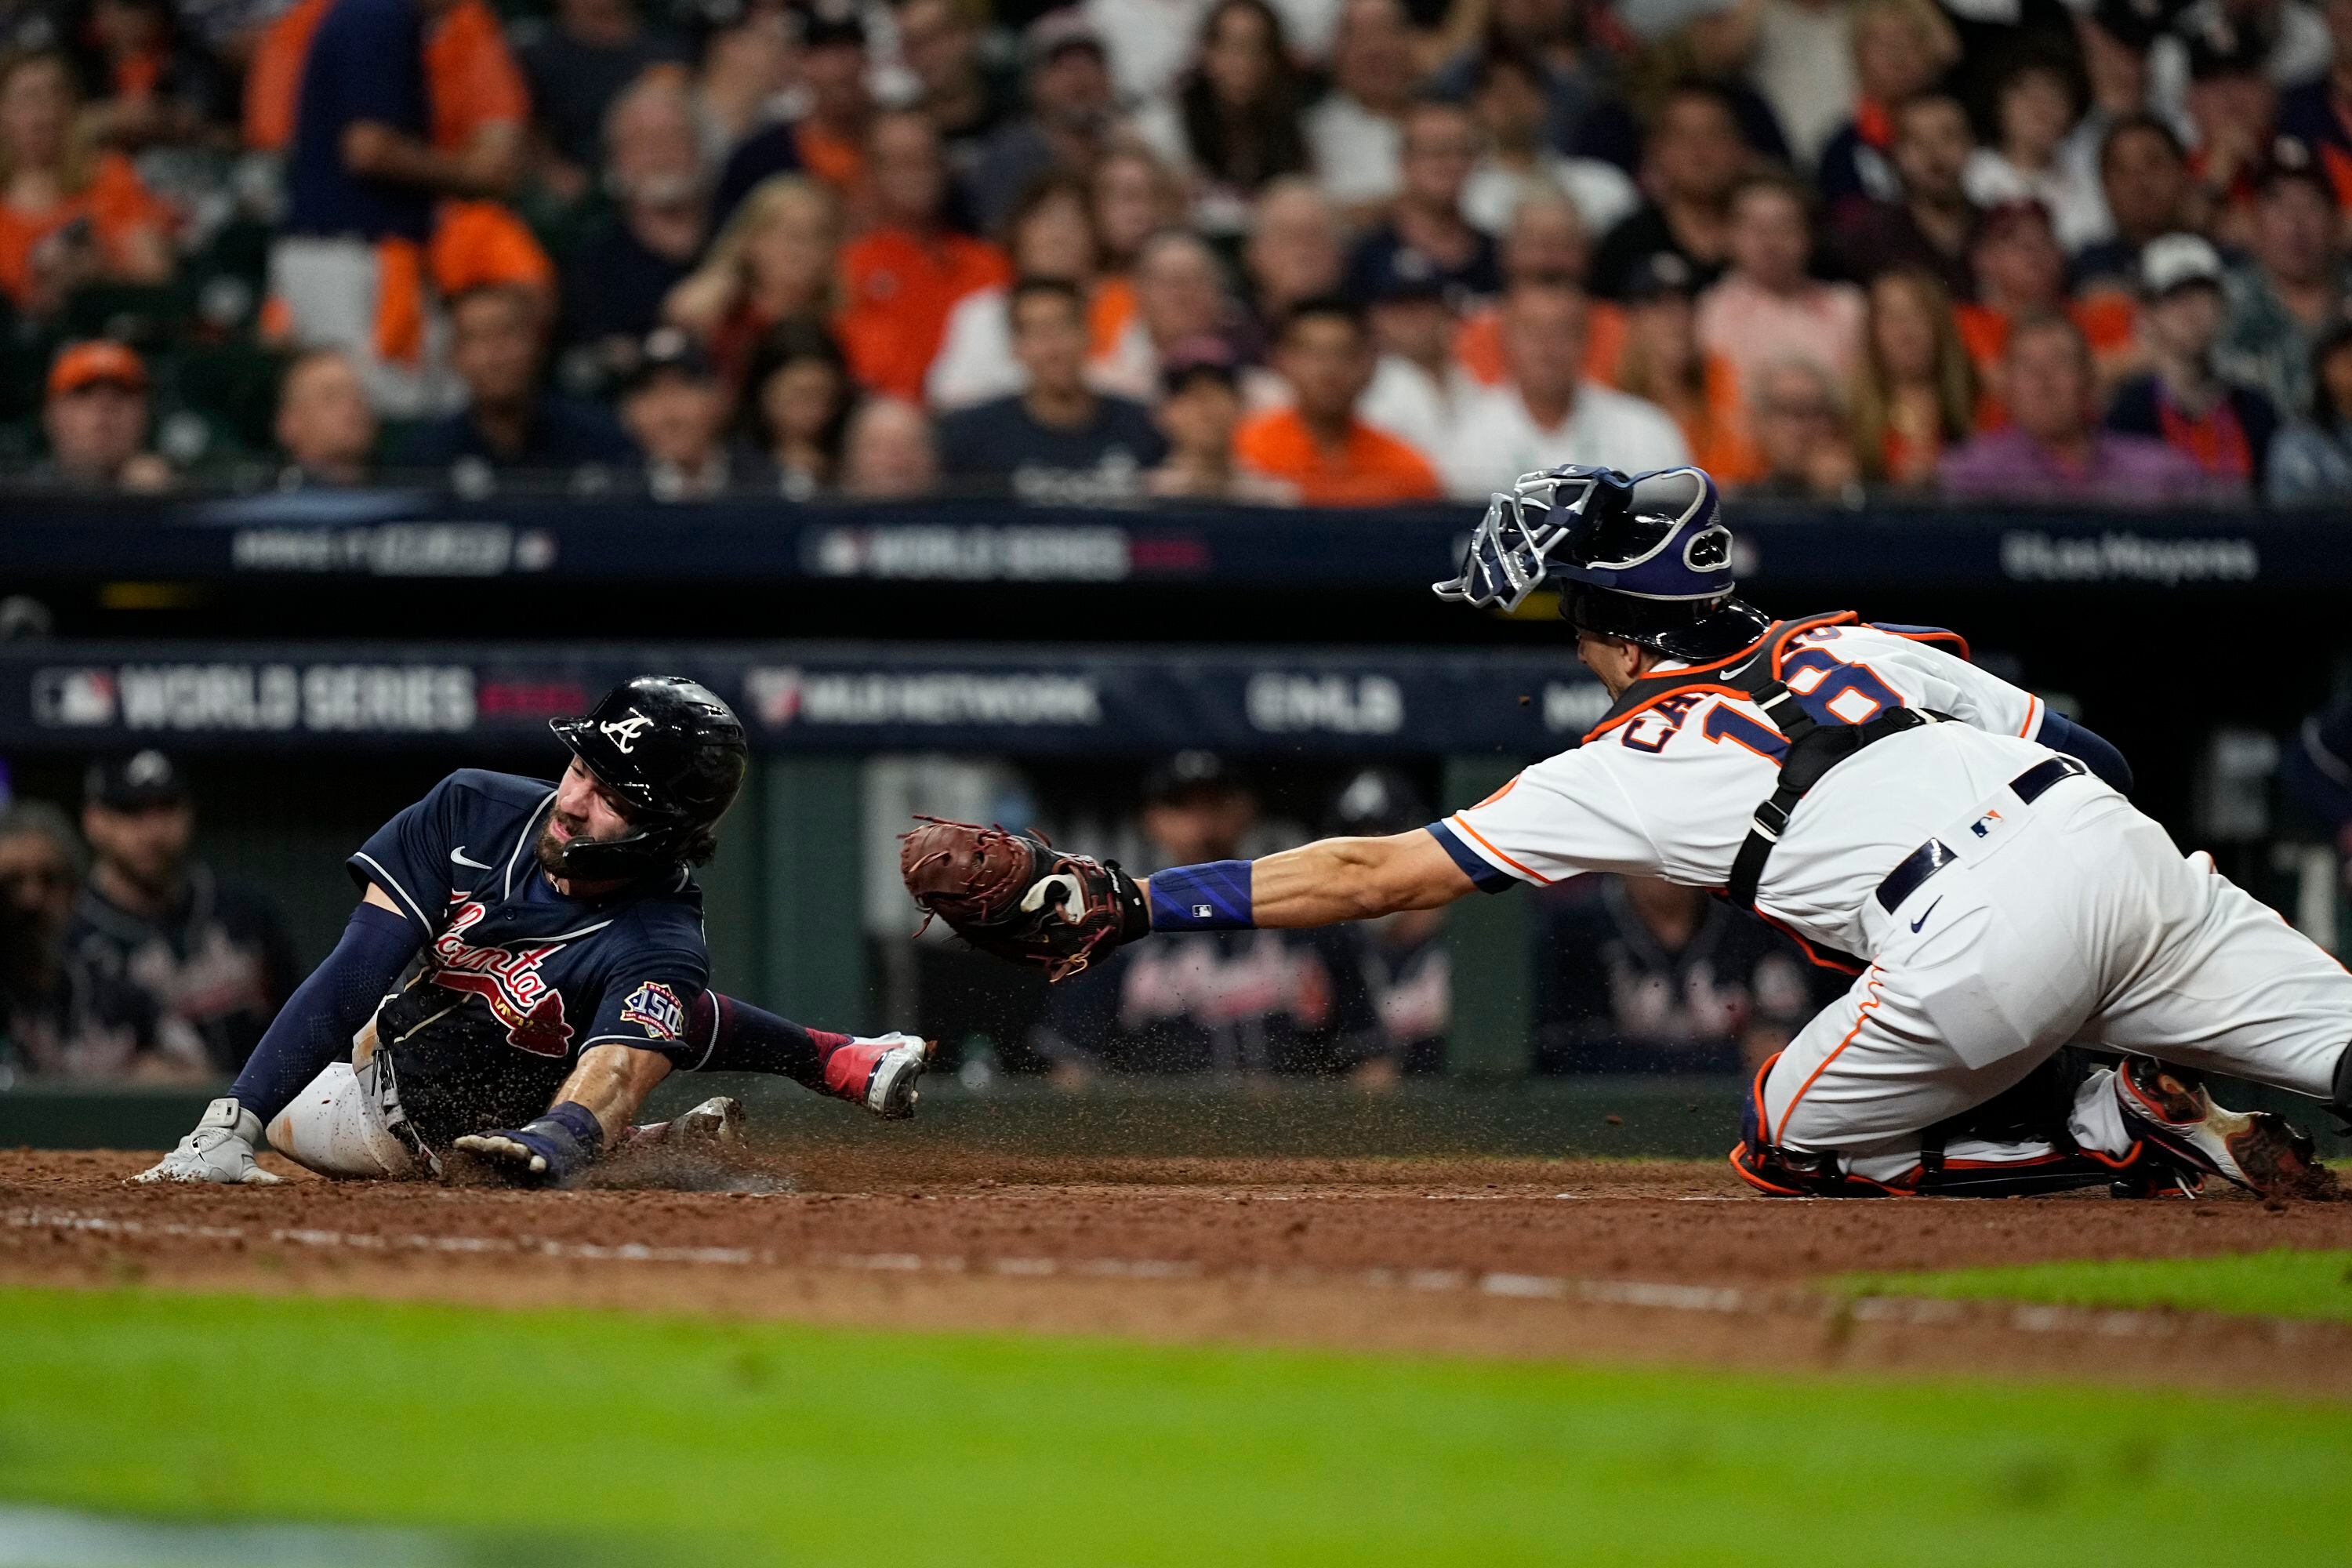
[619,981,687,1040]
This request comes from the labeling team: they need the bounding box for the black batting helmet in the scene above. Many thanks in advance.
[548,676,748,880]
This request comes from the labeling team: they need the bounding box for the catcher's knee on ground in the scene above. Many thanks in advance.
[265,1061,418,1179]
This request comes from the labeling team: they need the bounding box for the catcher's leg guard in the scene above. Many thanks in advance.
[2114,1055,2337,1200]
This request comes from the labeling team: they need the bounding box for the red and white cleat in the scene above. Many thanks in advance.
[826,1033,935,1120]
[2114,1057,2336,1200]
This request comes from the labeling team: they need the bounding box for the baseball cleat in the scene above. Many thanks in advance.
[858,1033,935,1120]
[2114,1057,2337,1201]
[672,1095,744,1147]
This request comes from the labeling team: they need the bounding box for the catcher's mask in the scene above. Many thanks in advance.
[1432,464,1767,662]
[548,675,747,880]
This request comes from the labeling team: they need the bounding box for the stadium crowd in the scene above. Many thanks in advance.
[0,0,2343,502]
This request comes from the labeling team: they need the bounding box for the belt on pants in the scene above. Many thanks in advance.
[1873,756,2089,915]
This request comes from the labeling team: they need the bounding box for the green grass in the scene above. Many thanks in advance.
[1838,1247,2352,1323]
[3,1287,2350,1566]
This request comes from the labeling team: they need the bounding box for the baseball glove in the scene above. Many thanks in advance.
[899,817,1149,981]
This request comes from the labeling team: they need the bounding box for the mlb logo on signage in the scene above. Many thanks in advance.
[744,667,804,727]
[32,669,117,727]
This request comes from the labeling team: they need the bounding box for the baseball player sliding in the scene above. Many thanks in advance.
[139,676,931,1187]
[906,466,2350,1200]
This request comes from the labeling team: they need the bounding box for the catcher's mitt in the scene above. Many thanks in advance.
[899,817,1149,981]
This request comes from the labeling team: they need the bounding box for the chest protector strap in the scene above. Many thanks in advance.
[1584,611,1947,921]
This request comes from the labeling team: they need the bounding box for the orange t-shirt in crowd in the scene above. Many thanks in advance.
[247,0,524,153]
[1455,298,1625,388]
[1089,274,1135,359]
[0,153,171,309]
[837,227,1013,401]
[1664,353,1759,483]
[1232,408,1443,506]
[430,199,552,297]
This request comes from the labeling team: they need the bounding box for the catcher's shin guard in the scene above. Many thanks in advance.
[2113,1056,2337,1200]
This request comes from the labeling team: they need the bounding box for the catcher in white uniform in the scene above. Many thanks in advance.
[904,466,2348,1199]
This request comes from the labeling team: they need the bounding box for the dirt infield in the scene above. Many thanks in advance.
[6,1145,2350,1396]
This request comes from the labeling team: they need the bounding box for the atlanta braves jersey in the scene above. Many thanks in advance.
[1428,623,2056,964]
[348,769,710,1145]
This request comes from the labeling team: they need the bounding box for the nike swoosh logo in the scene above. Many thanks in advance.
[450,846,493,870]
[1909,897,1943,934]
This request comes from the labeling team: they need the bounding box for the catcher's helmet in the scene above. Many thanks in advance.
[548,676,748,880]
[1433,464,1766,661]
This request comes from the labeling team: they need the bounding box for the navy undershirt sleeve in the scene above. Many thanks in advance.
[2035,712,2133,796]
[230,901,421,1124]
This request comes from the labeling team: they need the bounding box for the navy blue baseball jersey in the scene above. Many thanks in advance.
[348,769,709,1145]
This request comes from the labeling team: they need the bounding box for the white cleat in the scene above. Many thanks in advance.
[860,1034,935,1120]
[672,1095,744,1147]
[2114,1057,2336,1201]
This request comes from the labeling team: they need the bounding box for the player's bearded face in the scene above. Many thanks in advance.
[538,759,636,876]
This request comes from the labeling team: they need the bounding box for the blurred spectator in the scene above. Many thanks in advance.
[1453,191,1615,385]
[1135,0,1310,235]
[69,752,294,1076]
[1956,199,2136,385]
[695,10,797,168]
[929,173,1106,411]
[665,174,843,390]
[1110,227,1239,396]
[621,328,746,500]
[2067,0,2170,220]
[1694,172,1865,386]
[1589,82,1748,300]
[1939,311,2212,501]
[1,801,206,1083]
[272,0,517,419]
[1241,176,1345,329]
[1150,337,1284,496]
[2107,233,2278,493]
[1359,276,1475,459]
[968,11,1116,233]
[2180,13,2279,237]
[0,49,171,317]
[2071,114,2197,295]
[558,74,711,379]
[516,0,688,196]
[1830,90,1980,299]
[38,340,170,491]
[1815,0,1958,209]
[397,282,636,482]
[1092,143,1186,275]
[1849,267,1979,488]
[2277,0,2352,206]
[713,11,870,220]
[1306,0,1419,216]
[1962,57,2111,252]
[1429,0,1603,147]
[746,318,854,499]
[2267,318,2352,499]
[1739,355,1861,499]
[1443,280,1688,496]
[2218,150,2347,413]
[77,0,232,154]
[1235,296,1441,502]
[1532,875,1814,1075]
[1030,753,1382,1080]
[938,277,1168,500]
[1343,100,1501,307]
[837,111,1014,401]
[899,0,1021,158]
[840,396,940,497]
[1461,47,1637,238]
[1323,767,1448,1079]
[274,347,379,487]
[1610,251,1748,477]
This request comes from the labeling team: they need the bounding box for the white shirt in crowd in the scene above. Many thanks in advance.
[1305,94,1403,208]
[1083,0,1216,107]
[1358,354,1484,459]
[925,286,1156,412]
[1440,380,1691,499]
[1462,154,1639,240]
[1962,147,2114,252]
[1745,0,1855,168]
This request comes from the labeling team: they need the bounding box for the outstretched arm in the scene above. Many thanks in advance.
[1145,829,1479,931]
[452,1044,673,1183]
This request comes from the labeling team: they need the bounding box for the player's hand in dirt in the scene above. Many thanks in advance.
[453,1105,602,1187]
[131,1098,283,1185]
[898,817,1149,981]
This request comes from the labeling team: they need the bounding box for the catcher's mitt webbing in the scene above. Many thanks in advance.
[898,817,1147,981]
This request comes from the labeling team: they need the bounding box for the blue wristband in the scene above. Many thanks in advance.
[1147,860,1255,931]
